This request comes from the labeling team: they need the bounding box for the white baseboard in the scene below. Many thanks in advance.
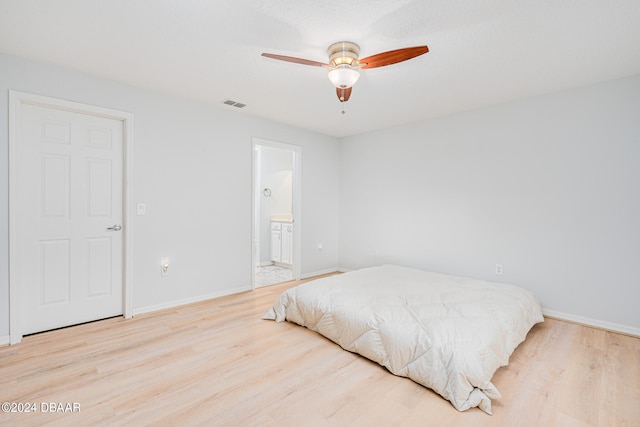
[300,268,340,280]
[132,285,251,317]
[542,308,639,337]
[338,267,354,273]
[0,335,10,347]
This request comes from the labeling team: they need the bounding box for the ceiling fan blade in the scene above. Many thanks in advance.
[359,46,429,69]
[261,53,328,67]
[336,87,352,102]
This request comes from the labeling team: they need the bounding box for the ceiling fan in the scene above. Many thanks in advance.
[262,41,429,106]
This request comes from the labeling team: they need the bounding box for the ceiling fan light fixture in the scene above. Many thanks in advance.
[328,65,360,89]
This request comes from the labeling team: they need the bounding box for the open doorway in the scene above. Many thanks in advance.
[252,138,301,289]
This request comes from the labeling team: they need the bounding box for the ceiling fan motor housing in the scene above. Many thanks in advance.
[328,41,360,67]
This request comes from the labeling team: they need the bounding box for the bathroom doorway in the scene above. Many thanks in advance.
[252,138,301,289]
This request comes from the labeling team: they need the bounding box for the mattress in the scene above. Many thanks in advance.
[263,264,544,414]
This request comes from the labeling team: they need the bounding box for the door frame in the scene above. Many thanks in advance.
[251,137,301,289]
[8,90,135,344]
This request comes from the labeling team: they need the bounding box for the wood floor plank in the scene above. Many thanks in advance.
[1,275,638,426]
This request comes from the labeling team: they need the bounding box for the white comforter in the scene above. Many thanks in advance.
[263,265,544,414]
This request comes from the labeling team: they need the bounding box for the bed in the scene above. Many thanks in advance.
[263,265,544,414]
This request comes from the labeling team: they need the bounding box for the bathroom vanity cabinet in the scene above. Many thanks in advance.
[271,220,293,266]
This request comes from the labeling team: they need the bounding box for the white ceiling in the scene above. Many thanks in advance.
[1,0,640,138]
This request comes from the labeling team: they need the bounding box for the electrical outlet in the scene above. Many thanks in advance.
[161,258,169,276]
[373,249,378,256]
[495,264,503,275]
[318,244,323,252]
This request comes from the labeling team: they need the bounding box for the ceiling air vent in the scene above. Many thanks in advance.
[222,99,246,108]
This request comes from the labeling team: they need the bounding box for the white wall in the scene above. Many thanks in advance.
[2,52,637,339]
[339,75,640,331]
[0,53,341,337]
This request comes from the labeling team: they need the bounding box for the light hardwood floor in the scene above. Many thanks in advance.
[1,275,639,427]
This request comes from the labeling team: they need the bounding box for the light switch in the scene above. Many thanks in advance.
[137,204,146,215]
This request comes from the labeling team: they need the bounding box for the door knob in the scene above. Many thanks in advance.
[107,224,122,231]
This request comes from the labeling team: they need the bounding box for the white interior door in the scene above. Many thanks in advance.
[14,102,124,335]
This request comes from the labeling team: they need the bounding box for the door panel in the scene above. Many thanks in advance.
[39,239,71,304]
[87,158,112,216]
[41,154,70,217]
[87,237,112,297]
[15,103,124,335]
